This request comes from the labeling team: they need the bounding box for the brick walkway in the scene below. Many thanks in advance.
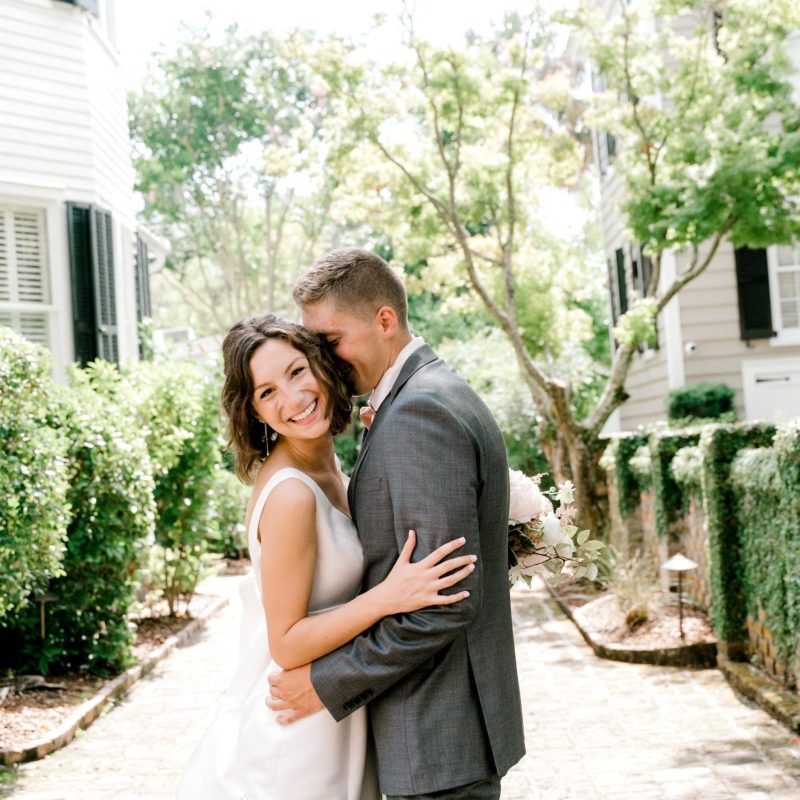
[3,577,800,799]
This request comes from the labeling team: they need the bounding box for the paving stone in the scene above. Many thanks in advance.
[2,577,800,799]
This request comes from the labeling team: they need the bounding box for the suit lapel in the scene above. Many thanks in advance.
[349,345,439,494]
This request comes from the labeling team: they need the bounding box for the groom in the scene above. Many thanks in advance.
[268,248,525,798]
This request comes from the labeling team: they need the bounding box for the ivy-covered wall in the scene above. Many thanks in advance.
[604,420,799,673]
[731,421,800,682]
[699,423,777,644]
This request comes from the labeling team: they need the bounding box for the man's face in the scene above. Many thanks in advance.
[301,299,389,396]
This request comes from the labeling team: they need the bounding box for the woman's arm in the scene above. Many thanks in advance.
[260,478,475,671]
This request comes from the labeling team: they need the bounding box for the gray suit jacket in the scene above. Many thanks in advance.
[310,345,525,796]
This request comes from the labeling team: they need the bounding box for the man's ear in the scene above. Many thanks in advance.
[375,305,399,337]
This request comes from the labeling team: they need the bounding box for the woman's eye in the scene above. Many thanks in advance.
[260,388,273,399]
[291,366,306,378]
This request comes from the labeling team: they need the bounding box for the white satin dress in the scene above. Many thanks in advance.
[177,467,380,800]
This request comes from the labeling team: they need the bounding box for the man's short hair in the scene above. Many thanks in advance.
[293,248,408,327]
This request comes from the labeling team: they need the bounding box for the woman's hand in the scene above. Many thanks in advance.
[375,530,477,616]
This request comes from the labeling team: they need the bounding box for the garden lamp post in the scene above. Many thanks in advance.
[37,593,58,639]
[660,553,698,642]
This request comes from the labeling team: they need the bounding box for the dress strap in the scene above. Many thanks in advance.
[248,468,322,541]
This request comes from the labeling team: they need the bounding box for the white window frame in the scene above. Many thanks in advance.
[767,243,800,346]
[0,204,56,350]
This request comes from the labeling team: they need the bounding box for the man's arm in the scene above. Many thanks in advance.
[309,394,483,721]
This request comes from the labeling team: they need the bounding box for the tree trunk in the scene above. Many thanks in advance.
[540,422,610,540]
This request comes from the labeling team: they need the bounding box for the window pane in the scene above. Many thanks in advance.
[778,271,799,299]
[780,300,800,329]
[776,245,798,267]
[0,311,49,346]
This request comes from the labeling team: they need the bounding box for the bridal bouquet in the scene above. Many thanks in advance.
[507,469,604,588]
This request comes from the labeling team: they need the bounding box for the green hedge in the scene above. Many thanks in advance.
[0,328,70,618]
[649,428,702,540]
[731,447,788,660]
[700,422,777,642]
[667,382,736,423]
[3,372,157,674]
[606,432,651,518]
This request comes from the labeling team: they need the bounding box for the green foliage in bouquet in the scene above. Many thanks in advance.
[700,422,776,642]
[667,383,736,425]
[0,327,70,619]
[2,367,156,675]
[507,470,604,587]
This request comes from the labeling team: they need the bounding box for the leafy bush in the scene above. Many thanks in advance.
[667,382,736,424]
[0,327,70,618]
[122,361,225,614]
[1,370,157,675]
[207,466,250,559]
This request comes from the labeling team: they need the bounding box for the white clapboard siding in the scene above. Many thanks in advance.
[0,0,136,224]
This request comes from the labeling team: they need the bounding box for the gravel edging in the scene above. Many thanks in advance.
[548,585,718,668]
[0,593,230,766]
[718,657,800,734]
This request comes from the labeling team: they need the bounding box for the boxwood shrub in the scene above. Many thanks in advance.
[667,382,736,423]
[2,368,157,674]
[0,327,70,619]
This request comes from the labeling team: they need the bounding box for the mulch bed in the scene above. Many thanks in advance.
[553,579,717,655]
[0,585,230,752]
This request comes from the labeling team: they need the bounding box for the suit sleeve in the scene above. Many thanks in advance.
[310,395,484,721]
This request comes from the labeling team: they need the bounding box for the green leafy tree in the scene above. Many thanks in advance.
[320,2,800,535]
[130,25,343,334]
[318,8,611,531]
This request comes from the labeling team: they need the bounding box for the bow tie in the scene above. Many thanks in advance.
[359,404,376,431]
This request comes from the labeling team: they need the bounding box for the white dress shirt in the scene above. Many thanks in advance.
[368,336,426,413]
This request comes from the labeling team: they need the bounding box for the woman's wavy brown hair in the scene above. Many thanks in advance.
[221,314,353,483]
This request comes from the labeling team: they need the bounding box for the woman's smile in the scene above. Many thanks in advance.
[287,398,319,425]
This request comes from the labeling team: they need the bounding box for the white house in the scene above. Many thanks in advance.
[0,0,162,378]
[579,6,800,429]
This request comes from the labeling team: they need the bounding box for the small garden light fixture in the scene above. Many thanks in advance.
[660,553,698,642]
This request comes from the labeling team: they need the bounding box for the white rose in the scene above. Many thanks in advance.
[509,469,553,525]
[555,480,575,505]
[541,513,564,546]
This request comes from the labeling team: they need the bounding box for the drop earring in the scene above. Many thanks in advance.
[263,421,277,457]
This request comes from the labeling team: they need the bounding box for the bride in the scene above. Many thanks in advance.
[177,315,475,800]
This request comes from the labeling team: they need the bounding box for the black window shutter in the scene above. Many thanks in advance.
[734,247,775,340]
[615,248,628,315]
[641,249,653,296]
[134,234,152,321]
[90,208,118,363]
[66,203,98,366]
[607,257,619,325]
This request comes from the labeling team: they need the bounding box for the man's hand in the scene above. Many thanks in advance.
[266,663,324,725]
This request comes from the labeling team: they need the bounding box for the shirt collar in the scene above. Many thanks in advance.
[368,336,425,412]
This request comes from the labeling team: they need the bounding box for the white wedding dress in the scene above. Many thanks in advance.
[177,467,380,800]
